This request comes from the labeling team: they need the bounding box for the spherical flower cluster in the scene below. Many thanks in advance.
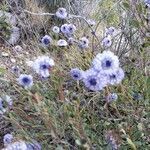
[105,26,117,37]
[61,23,76,35]
[41,35,52,46]
[56,8,67,19]
[11,65,20,75]
[107,68,125,85]
[106,93,118,103]
[92,51,124,86]
[32,56,55,78]
[79,37,89,49]
[3,133,13,146]
[92,51,119,74]
[83,69,107,91]
[101,36,112,47]
[68,37,76,45]
[60,24,68,34]
[17,74,33,89]
[57,39,68,47]
[70,51,125,91]
[70,68,83,80]
[52,26,60,33]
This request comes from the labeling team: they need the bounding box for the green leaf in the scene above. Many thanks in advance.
[127,138,137,150]
[142,42,150,48]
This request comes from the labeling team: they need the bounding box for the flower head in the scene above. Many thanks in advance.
[70,68,83,80]
[106,93,118,103]
[60,23,76,35]
[17,74,33,89]
[79,37,89,49]
[3,133,13,146]
[41,35,52,46]
[108,68,125,85]
[68,37,75,45]
[56,8,67,19]
[11,65,20,75]
[52,26,60,33]
[105,27,117,37]
[101,36,112,47]
[61,24,69,34]
[83,69,107,91]
[92,51,119,74]
[67,24,76,34]
[32,56,54,78]
[57,39,68,47]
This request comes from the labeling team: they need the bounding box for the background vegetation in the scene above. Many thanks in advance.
[0,0,149,149]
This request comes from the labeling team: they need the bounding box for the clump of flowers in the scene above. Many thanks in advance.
[31,56,55,78]
[60,23,76,37]
[70,51,125,91]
